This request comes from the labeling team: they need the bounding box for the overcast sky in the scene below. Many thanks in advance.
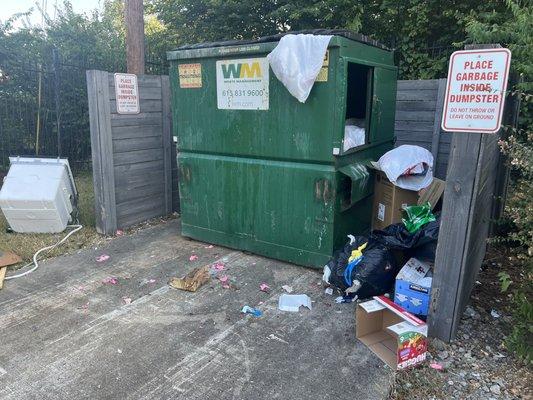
[1,0,103,28]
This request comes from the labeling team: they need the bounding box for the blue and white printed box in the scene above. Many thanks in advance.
[394,258,432,316]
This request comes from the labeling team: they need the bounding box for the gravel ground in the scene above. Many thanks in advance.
[389,249,532,399]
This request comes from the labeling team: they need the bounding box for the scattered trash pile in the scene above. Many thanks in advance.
[322,145,444,368]
[323,145,442,313]
[168,252,314,318]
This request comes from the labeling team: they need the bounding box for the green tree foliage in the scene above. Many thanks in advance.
[0,0,127,166]
[147,0,508,79]
[466,0,532,364]
[146,0,363,45]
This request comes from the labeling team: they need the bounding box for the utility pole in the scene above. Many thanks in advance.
[125,0,145,75]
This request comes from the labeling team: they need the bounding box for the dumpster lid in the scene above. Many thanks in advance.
[174,29,389,52]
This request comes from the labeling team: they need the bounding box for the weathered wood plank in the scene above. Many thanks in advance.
[455,132,500,328]
[395,121,435,132]
[114,169,165,191]
[111,112,162,127]
[395,140,432,151]
[118,204,166,228]
[394,111,435,122]
[116,195,165,218]
[431,79,447,163]
[428,132,483,341]
[114,159,165,175]
[395,130,434,143]
[115,183,165,204]
[397,80,439,90]
[112,124,163,140]
[113,136,163,153]
[87,70,117,235]
[396,90,438,101]
[396,100,437,111]
[161,75,173,215]
[113,148,164,166]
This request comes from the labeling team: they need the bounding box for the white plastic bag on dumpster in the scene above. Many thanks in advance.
[267,34,332,103]
[343,118,366,152]
[372,145,434,191]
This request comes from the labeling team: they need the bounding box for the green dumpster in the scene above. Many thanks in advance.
[167,31,397,268]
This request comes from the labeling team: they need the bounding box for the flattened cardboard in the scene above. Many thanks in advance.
[0,251,22,267]
[356,296,428,370]
[169,265,210,292]
[418,178,445,208]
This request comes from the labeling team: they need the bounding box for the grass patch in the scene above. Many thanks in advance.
[0,171,106,270]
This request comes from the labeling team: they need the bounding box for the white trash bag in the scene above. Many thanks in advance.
[343,118,366,152]
[267,34,332,103]
[372,145,434,191]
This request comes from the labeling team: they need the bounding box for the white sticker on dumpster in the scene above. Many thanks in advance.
[216,57,269,110]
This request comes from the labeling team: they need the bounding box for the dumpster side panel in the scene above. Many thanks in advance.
[178,153,336,267]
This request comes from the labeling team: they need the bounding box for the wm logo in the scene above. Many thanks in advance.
[221,62,262,79]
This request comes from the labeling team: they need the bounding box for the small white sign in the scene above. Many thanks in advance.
[114,73,140,114]
[377,203,385,221]
[216,57,269,110]
[441,48,511,133]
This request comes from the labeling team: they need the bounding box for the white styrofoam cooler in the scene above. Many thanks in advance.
[0,157,78,233]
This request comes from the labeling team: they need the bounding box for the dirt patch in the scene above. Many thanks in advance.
[0,171,177,271]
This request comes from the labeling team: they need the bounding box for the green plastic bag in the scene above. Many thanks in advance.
[402,202,436,233]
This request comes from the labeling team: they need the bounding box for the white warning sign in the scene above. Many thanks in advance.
[441,48,511,133]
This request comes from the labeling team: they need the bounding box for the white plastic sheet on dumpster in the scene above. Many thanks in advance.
[371,145,434,191]
[267,34,332,103]
[343,118,366,152]
[278,294,312,312]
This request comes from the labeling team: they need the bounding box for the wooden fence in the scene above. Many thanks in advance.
[87,70,178,235]
[395,79,449,179]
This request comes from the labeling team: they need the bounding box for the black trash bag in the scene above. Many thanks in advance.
[325,236,398,299]
[369,214,440,262]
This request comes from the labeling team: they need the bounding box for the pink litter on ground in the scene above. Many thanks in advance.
[213,262,225,271]
[79,302,89,310]
[96,254,110,263]
[219,275,229,283]
[102,277,118,285]
[222,284,230,289]
[116,229,124,236]
[189,255,199,261]
[148,279,156,283]
[430,363,444,371]
[77,286,85,291]
[205,245,214,249]
[122,297,132,305]
[259,283,270,292]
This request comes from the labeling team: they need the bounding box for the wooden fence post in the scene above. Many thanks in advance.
[87,70,118,235]
[428,44,505,341]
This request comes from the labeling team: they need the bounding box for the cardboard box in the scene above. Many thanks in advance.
[394,258,433,316]
[371,171,445,230]
[356,296,428,370]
